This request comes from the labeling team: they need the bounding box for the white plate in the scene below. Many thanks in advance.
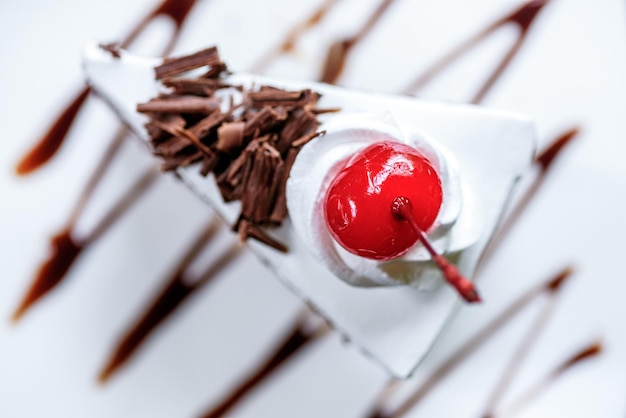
[2,0,626,417]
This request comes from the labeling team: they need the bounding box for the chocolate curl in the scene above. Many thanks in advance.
[216,122,245,153]
[137,96,220,114]
[154,46,222,79]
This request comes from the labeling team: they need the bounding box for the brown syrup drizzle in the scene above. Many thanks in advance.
[121,0,196,53]
[402,0,549,103]
[480,271,567,415]
[12,0,199,320]
[12,127,125,320]
[490,341,603,418]
[199,310,330,418]
[319,0,398,84]
[14,0,197,175]
[12,167,159,322]
[251,0,340,73]
[98,219,242,383]
[365,268,573,418]
[15,88,91,175]
[478,127,580,270]
[11,230,84,322]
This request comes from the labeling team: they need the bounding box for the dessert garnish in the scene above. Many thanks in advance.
[133,46,324,251]
[325,142,443,261]
[322,140,480,302]
[82,42,535,377]
[286,113,481,293]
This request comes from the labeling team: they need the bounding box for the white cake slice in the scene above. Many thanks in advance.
[82,42,535,378]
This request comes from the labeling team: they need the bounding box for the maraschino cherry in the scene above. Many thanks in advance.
[324,141,443,260]
[324,141,480,303]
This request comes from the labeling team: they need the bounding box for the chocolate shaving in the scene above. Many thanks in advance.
[141,46,333,251]
[155,47,222,79]
[243,107,288,137]
[137,96,220,114]
[239,143,283,223]
[99,42,122,59]
[248,88,313,107]
[202,62,228,79]
[276,108,320,154]
[176,129,214,157]
[217,122,245,153]
[310,107,341,115]
[155,135,195,158]
[162,77,223,96]
[270,147,299,223]
[146,114,186,142]
[217,140,261,202]
[160,150,203,172]
[200,153,220,177]
[237,219,288,253]
[188,111,225,139]
[291,130,324,148]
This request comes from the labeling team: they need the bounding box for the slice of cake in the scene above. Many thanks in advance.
[82,42,535,377]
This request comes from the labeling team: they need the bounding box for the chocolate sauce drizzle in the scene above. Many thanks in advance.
[491,341,602,418]
[12,0,198,320]
[14,0,197,175]
[365,268,574,418]
[319,0,398,84]
[478,127,580,270]
[12,229,84,322]
[12,166,158,322]
[199,311,330,418]
[122,0,196,52]
[402,0,549,103]
[98,219,240,383]
[15,88,91,175]
[252,0,340,73]
[480,268,570,416]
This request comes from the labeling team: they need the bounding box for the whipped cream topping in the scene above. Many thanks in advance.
[287,113,483,289]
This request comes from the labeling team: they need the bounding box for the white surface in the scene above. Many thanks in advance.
[2,0,626,417]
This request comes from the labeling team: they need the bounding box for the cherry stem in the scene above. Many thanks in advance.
[391,196,481,303]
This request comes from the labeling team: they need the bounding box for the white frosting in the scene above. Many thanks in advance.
[287,113,482,289]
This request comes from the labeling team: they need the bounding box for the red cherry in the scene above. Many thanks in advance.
[324,141,443,260]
